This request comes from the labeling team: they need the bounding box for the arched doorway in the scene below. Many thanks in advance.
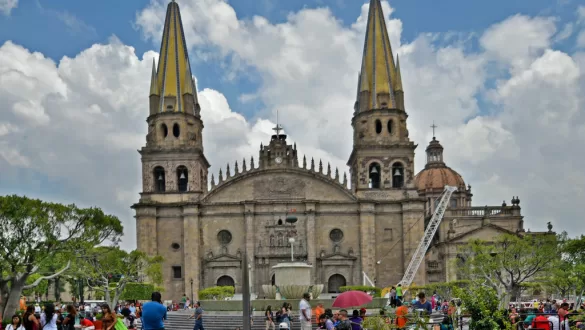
[271,274,275,286]
[327,274,346,293]
[216,275,235,287]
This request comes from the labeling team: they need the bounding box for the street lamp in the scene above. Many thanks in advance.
[190,278,194,303]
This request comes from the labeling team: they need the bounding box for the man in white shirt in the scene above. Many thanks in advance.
[299,293,312,330]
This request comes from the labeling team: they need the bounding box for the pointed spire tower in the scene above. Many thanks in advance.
[149,0,200,115]
[348,0,415,194]
[356,0,403,112]
[139,0,209,197]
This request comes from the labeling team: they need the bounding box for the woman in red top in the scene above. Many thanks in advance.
[80,317,95,330]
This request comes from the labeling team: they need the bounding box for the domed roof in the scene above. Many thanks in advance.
[414,166,466,191]
[414,136,466,191]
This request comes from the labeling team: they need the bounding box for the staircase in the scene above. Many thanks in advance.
[142,312,310,330]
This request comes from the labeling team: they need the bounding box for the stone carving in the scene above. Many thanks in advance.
[364,191,391,199]
[253,177,306,199]
[262,285,277,299]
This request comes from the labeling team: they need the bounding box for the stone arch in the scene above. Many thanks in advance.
[327,274,346,293]
[391,161,405,188]
[368,162,381,189]
[176,165,188,192]
[153,166,166,192]
[216,275,235,288]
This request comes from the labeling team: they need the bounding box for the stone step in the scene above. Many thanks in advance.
[140,314,311,330]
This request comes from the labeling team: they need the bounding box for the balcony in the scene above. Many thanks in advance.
[445,206,520,218]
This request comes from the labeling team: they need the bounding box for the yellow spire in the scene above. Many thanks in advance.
[358,0,399,110]
[154,0,197,112]
[394,54,403,92]
[150,58,159,96]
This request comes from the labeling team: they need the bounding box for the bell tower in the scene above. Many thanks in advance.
[347,0,416,195]
[139,0,209,198]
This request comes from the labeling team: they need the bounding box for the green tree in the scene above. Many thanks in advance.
[454,285,512,330]
[22,274,49,300]
[560,235,585,305]
[74,247,163,308]
[0,195,123,316]
[457,233,558,306]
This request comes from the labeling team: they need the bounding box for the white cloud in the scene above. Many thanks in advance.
[480,15,557,71]
[577,30,585,48]
[1,0,584,251]
[0,0,17,15]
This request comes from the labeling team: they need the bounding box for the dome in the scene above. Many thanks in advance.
[414,166,466,191]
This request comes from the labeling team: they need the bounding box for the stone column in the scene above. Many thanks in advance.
[305,202,317,283]
[244,203,255,294]
[135,206,158,256]
[359,202,376,285]
[401,200,426,286]
[183,205,201,301]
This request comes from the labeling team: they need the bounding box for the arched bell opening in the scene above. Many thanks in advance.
[368,163,381,189]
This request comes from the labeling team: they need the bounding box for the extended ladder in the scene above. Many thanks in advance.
[399,185,458,288]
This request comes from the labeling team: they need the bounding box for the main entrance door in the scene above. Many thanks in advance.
[327,274,346,293]
[217,275,235,287]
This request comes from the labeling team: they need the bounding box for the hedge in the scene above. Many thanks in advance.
[339,286,382,297]
[120,282,155,301]
[198,286,235,300]
[408,280,471,299]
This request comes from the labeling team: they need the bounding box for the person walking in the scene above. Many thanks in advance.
[141,292,168,330]
[299,293,312,330]
[188,301,204,330]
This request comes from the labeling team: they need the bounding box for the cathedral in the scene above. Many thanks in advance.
[133,0,525,300]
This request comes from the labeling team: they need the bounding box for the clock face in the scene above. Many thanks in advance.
[275,157,283,164]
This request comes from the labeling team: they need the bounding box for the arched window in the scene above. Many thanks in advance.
[271,274,275,286]
[173,123,180,138]
[327,274,347,293]
[368,162,381,189]
[392,163,404,188]
[375,120,382,134]
[154,166,166,192]
[387,119,393,134]
[161,124,168,138]
[177,166,188,192]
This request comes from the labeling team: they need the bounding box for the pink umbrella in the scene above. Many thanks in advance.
[332,290,373,308]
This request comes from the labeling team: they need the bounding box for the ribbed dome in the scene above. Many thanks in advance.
[414,166,466,191]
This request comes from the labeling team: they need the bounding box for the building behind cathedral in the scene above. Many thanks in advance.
[133,0,528,300]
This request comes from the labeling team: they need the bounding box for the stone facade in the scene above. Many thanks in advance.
[133,0,525,301]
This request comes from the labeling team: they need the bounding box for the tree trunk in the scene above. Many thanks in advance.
[3,276,26,317]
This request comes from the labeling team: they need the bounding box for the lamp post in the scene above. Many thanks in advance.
[190,278,194,303]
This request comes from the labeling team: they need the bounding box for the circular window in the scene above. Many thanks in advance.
[161,124,168,138]
[217,230,232,245]
[173,123,180,138]
[171,243,180,250]
[329,229,344,243]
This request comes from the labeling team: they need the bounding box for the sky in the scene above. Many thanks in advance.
[0,0,584,250]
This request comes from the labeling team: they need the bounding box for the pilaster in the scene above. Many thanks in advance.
[135,206,158,256]
[183,205,201,300]
[305,202,317,284]
[359,202,376,283]
[401,200,426,285]
[244,203,255,293]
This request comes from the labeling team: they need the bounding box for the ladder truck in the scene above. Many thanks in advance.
[399,185,458,292]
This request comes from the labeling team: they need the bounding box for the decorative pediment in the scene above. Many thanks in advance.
[317,247,358,261]
[204,250,242,268]
[446,224,518,244]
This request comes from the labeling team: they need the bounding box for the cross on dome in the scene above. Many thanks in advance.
[430,121,438,139]
[272,110,283,136]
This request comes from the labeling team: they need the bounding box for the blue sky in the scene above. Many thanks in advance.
[1,0,581,121]
[1,0,584,247]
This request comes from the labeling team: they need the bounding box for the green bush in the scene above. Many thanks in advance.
[339,286,382,297]
[198,286,235,300]
[454,285,512,330]
[120,282,155,301]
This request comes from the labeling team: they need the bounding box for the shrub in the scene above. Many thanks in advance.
[119,283,155,301]
[339,286,382,297]
[198,286,235,300]
[454,285,512,330]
